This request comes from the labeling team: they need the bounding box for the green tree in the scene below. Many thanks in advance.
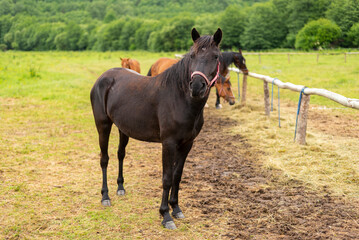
[134,20,161,50]
[104,9,116,23]
[295,18,342,50]
[0,0,13,16]
[286,0,329,47]
[0,15,12,47]
[118,18,142,50]
[218,5,247,49]
[326,0,359,32]
[242,2,287,50]
[348,22,359,47]
[195,16,218,36]
[92,18,126,51]
[54,22,83,50]
[3,15,36,50]
[86,1,107,20]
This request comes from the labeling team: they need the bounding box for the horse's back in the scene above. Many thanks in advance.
[129,59,141,74]
[97,68,161,141]
[150,58,179,76]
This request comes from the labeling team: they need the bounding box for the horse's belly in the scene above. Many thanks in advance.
[111,108,161,143]
[118,123,161,143]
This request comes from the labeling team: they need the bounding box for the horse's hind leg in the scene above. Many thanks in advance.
[96,120,113,206]
[117,130,129,196]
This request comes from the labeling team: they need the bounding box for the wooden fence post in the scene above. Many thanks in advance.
[317,53,319,63]
[296,94,310,145]
[288,53,290,63]
[344,52,347,63]
[258,53,261,64]
[241,74,247,105]
[263,81,270,116]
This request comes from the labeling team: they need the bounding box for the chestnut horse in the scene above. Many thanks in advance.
[90,28,222,229]
[214,74,235,109]
[120,58,141,74]
[147,57,179,76]
[214,50,248,109]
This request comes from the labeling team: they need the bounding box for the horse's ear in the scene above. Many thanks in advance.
[239,49,242,54]
[213,28,222,46]
[191,28,200,42]
[120,57,123,60]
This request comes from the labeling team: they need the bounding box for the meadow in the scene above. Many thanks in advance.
[1,51,358,239]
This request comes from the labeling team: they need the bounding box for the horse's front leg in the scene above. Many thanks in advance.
[160,140,177,229]
[215,88,222,109]
[169,140,193,219]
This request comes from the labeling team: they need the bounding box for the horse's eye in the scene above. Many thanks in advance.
[227,88,231,91]
[214,55,219,59]
[190,53,195,59]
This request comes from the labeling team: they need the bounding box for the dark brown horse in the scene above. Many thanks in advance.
[120,58,141,74]
[215,50,248,109]
[147,57,179,76]
[90,28,222,229]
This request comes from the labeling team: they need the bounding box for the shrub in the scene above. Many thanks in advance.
[0,43,6,51]
[295,18,342,50]
[348,22,359,47]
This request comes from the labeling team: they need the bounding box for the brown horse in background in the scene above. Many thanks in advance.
[147,57,179,76]
[121,58,141,74]
[91,28,222,230]
[214,74,235,108]
[215,50,248,109]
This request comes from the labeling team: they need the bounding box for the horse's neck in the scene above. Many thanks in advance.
[222,52,235,68]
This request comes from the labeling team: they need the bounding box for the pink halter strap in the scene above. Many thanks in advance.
[191,61,220,91]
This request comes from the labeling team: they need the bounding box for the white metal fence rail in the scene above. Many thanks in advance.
[229,67,359,144]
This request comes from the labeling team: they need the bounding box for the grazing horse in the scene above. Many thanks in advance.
[147,57,179,76]
[214,50,248,109]
[90,28,222,229]
[120,58,141,74]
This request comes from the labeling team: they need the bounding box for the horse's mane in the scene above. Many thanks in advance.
[160,35,216,94]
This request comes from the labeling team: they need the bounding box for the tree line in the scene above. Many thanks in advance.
[0,0,358,51]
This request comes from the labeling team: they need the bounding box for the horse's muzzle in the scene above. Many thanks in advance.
[189,77,207,98]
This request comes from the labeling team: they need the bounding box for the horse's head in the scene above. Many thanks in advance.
[121,58,130,69]
[189,28,222,99]
[215,75,235,105]
[233,49,248,75]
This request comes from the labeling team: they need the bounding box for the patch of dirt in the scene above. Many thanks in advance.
[309,110,359,138]
[181,109,359,239]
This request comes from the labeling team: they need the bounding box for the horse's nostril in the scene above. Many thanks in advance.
[202,82,206,89]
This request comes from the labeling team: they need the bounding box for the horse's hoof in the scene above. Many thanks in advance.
[117,190,125,196]
[172,211,185,219]
[162,221,177,230]
[216,104,223,109]
[101,199,111,206]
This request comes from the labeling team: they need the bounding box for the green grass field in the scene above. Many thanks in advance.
[1,51,358,239]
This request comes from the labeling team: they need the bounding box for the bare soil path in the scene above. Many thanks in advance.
[179,108,359,239]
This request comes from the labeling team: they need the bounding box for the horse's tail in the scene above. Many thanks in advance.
[90,76,115,118]
[147,65,153,76]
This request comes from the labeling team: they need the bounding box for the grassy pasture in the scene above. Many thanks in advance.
[0,51,358,239]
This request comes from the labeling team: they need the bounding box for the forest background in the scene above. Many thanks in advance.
[0,0,358,52]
